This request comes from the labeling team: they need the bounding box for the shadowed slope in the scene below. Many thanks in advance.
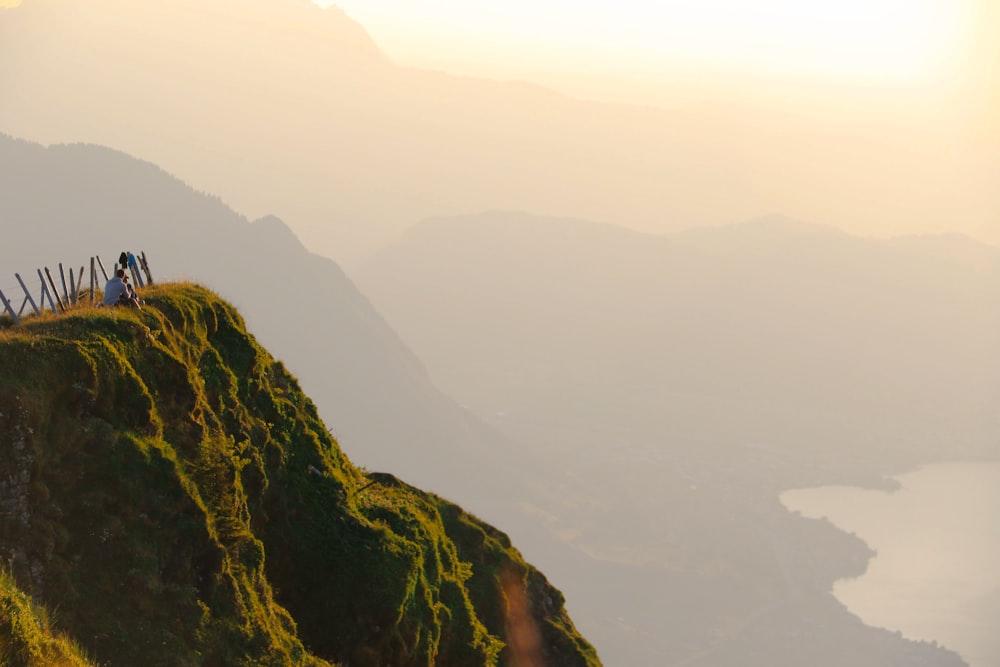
[0,571,94,666]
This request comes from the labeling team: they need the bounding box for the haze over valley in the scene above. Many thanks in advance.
[357,210,1000,663]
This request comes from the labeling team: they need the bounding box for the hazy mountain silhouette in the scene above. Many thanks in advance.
[358,210,1000,466]
[0,134,549,522]
[1,0,995,263]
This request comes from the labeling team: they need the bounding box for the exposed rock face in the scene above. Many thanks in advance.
[0,400,36,584]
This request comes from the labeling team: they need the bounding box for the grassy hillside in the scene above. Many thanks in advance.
[0,284,599,667]
[0,570,94,666]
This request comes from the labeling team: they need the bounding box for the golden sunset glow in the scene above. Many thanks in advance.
[0,1,999,666]
[321,0,972,84]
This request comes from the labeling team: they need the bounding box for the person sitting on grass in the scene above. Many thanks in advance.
[101,269,141,308]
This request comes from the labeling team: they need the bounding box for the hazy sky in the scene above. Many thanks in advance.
[318,0,973,85]
[2,0,994,250]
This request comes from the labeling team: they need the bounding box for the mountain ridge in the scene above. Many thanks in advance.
[0,133,540,519]
[0,133,609,659]
[0,282,600,666]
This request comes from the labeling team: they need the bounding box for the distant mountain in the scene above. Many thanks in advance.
[0,134,542,520]
[358,209,1000,466]
[1,0,995,262]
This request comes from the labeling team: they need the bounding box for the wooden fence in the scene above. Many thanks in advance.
[0,251,153,325]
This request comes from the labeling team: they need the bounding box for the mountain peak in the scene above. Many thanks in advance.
[251,214,307,252]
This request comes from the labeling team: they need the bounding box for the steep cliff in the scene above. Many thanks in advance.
[0,284,599,667]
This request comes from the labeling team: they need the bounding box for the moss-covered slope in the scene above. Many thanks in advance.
[0,570,95,666]
[0,284,599,667]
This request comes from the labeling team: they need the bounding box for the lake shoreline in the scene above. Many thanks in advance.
[781,459,1000,667]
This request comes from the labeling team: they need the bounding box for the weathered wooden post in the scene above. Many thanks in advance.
[0,290,20,325]
[69,267,77,305]
[36,271,49,312]
[96,255,109,282]
[90,257,96,304]
[58,263,70,304]
[36,270,57,314]
[15,273,40,317]
[140,251,154,285]
[129,253,145,288]
[44,268,65,312]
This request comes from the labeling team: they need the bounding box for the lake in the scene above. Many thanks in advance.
[781,462,1000,667]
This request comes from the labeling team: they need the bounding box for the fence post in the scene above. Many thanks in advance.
[15,273,40,317]
[69,266,77,305]
[0,290,20,325]
[58,263,69,304]
[37,270,57,313]
[95,255,109,282]
[90,257,96,304]
[44,268,65,312]
[140,251,154,285]
[129,253,144,288]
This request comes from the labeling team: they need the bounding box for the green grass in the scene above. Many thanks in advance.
[0,283,600,667]
[0,570,95,666]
